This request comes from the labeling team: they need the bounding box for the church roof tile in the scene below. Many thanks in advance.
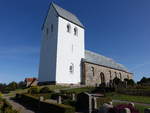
[84,50,130,73]
[52,2,84,28]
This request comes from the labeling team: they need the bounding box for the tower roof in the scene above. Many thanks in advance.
[42,2,84,29]
[52,2,84,28]
[84,50,130,73]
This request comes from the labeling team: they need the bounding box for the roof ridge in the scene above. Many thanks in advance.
[85,50,128,72]
[52,2,77,17]
[51,2,84,28]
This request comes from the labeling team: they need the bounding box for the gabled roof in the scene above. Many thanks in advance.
[52,3,84,28]
[84,50,129,73]
[42,2,84,29]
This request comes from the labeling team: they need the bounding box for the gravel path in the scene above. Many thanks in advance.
[113,100,150,107]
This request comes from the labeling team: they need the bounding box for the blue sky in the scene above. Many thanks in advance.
[0,0,150,83]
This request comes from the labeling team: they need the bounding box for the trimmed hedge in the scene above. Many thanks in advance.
[116,88,150,97]
[40,87,53,93]
[28,86,40,94]
[16,94,75,113]
[0,97,19,113]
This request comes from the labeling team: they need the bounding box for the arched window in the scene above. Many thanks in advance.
[69,63,74,73]
[100,72,105,83]
[51,24,53,32]
[115,72,117,78]
[91,67,94,76]
[127,75,130,79]
[74,27,78,36]
[119,73,122,80]
[67,24,71,33]
[109,71,112,80]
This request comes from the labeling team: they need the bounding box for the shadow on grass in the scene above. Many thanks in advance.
[10,97,41,113]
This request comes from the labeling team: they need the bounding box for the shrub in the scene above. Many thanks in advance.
[51,93,71,100]
[0,92,3,97]
[40,87,52,93]
[63,99,76,107]
[116,88,150,97]
[0,98,19,113]
[16,94,75,113]
[28,86,39,94]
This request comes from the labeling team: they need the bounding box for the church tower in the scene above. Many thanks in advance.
[38,3,85,84]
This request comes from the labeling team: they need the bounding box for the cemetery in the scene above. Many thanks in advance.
[14,85,150,113]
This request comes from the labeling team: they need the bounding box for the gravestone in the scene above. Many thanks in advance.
[39,96,44,101]
[57,96,62,104]
[72,93,76,101]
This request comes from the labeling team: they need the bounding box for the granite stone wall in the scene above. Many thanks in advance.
[82,62,133,86]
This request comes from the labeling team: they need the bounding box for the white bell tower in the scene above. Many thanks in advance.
[38,2,85,84]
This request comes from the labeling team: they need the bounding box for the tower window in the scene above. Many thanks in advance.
[74,27,78,36]
[51,24,53,32]
[67,24,71,33]
[69,63,74,73]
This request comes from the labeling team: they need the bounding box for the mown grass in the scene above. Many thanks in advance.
[113,102,149,113]
[106,92,150,104]
[7,85,69,97]
[39,85,69,91]
[61,87,94,94]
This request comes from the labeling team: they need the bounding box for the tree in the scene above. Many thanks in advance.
[124,79,135,86]
[113,77,121,85]
[7,81,18,91]
[137,77,150,85]
[18,81,25,89]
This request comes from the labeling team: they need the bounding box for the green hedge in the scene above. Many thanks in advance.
[0,97,19,113]
[28,86,40,94]
[116,88,150,97]
[16,94,75,113]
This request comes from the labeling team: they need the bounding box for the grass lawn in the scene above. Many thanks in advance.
[61,87,94,94]
[6,85,69,97]
[106,92,150,104]
[113,102,149,113]
[39,85,69,91]
[7,88,29,96]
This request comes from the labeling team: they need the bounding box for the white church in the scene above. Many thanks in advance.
[38,2,133,86]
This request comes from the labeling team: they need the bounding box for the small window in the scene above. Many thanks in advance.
[74,27,78,36]
[119,73,122,80]
[109,71,112,80]
[69,63,74,73]
[115,72,117,78]
[67,24,71,33]
[91,67,94,76]
[46,28,49,35]
[127,75,130,79]
[51,24,53,32]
